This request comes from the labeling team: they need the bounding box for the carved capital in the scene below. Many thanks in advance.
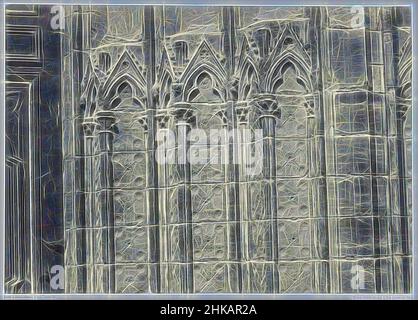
[82,120,99,137]
[236,105,249,124]
[156,113,171,129]
[171,103,195,125]
[253,94,281,119]
[95,111,116,133]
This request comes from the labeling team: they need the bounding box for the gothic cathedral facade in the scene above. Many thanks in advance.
[5,5,412,294]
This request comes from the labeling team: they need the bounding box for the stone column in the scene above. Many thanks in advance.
[172,104,195,293]
[156,113,170,293]
[140,114,160,293]
[254,95,280,293]
[236,104,250,292]
[217,108,241,293]
[82,120,98,293]
[96,111,116,293]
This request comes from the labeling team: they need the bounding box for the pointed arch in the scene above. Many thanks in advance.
[159,70,173,108]
[270,24,309,60]
[81,75,100,117]
[237,35,254,71]
[180,39,226,84]
[182,64,226,103]
[157,46,175,80]
[155,47,176,108]
[271,62,307,94]
[104,73,146,101]
[266,54,312,93]
[262,24,312,93]
[238,57,260,100]
[103,50,146,95]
